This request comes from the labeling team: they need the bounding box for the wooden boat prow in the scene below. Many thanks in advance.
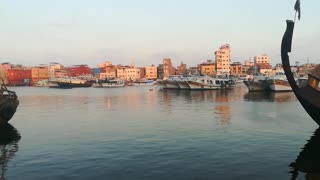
[281,19,320,125]
[0,83,19,126]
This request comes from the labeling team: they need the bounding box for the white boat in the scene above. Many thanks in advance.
[133,79,154,86]
[101,79,125,88]
[268,71,296,92]
[34,80,49,87]
[186,76,232,90]
[163,75,183,89]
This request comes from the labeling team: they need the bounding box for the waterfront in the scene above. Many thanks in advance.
[1,84,318,180]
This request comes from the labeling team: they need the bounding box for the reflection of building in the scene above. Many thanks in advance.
[215,105,231,123]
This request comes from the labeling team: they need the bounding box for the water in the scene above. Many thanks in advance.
[0,84,318,180]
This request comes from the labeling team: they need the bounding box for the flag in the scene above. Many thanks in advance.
[294,0,301,20]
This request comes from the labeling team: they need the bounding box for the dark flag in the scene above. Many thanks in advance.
[294,0,301,20]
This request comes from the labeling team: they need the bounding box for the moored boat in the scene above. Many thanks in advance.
[101,79,125,88]
[133,79,154,86]
[281,2,320,125]
[0,82,19,126]
[243,74,269,92]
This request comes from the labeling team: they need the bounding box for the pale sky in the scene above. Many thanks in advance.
[1,0,319,67]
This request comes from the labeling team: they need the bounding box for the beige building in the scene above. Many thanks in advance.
[98,61,112,68]
[116,66,127,80]
[254,55,270,65]
[199,60,216,76]
[49,63,63,79]
[215,44,231,75]
[163,58,175,79]
[32,65,49,84]
[125,68,140,81]
[145,65,157,80]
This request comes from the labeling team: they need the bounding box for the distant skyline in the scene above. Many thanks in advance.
[1,0,320,67]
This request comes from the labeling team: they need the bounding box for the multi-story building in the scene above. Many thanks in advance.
[199,60,216,76]
[31,65,49,84]
[116,66,128,80]
[98,61,112,68]
[145,65,157,80]
[6,67,31,86]
[176,62,187,75]
[138,67,146,79]
[163,58,175,79]
[254,55,270,65]
[68,65,92,77]
[157,64,164,79]
[244,60,254,67]
[229,62,242,77]
[215,44,231,75]
[125,68,140,81]
[49,62,63,79]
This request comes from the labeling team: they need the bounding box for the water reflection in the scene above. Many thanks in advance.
[0,124,21,180]
[289,128,320,180]
[214,105,231,124]
[244,92,296,102]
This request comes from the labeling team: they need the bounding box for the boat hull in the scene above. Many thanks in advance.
[0,96,19,126]
[243,80,268,92]
[268,80,292,92]
[177,81,190,89]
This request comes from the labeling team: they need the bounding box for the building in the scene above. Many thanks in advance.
[98,61,112,68]
[125,68,140,81]
[31,65,49,85]
[215,44,231,75]
[176,62,187,75]
[6,68,31,86]
[157,64,164,79]
[49,62,63,79]
[254,55,270,65]
[199,60,216,76]
[138,67,146,79]
[92,68,102,77]
[229,62,242,77]
[244,60,254,67]
[163,58,175,79]
[68,65,92,77]
[116,66,127,80]
[145,65,157,80]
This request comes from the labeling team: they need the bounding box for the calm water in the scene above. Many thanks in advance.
[1,84,318,180]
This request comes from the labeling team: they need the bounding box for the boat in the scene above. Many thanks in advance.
[186,76,232,90]
[0,81,19,126]
[100,79,125,88]
[243,74,269,92]
[49,77,92,88]
[281,1,320,125]
[267,71,297,92]
[34,79,49,87]
[133,79,154,86]
[163,75,182,89]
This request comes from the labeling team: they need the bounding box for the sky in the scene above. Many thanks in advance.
[1,0,320,67]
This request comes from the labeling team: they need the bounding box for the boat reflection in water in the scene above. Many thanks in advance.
[243,91,297,102]
[289,128,320,180]
[0,124,21,180]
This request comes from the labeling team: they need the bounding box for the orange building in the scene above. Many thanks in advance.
[31,65,49,85]
[7,69,31,86]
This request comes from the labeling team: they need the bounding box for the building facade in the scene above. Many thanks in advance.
[145,65,157,80]
[215,44,231,75]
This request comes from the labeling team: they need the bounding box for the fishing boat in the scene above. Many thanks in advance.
[281,1,320,125]
[186,76,232,90]
[267,71,298,92]
[133,79,154,86]
[0,82,19,126]
[101,79,125,88]
[243,73,269,92]
[34,79,49,87]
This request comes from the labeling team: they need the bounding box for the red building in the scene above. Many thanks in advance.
[6,69,32,86]
[67,65,92,77]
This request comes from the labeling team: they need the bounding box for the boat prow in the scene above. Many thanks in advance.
[0,84,19,126]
